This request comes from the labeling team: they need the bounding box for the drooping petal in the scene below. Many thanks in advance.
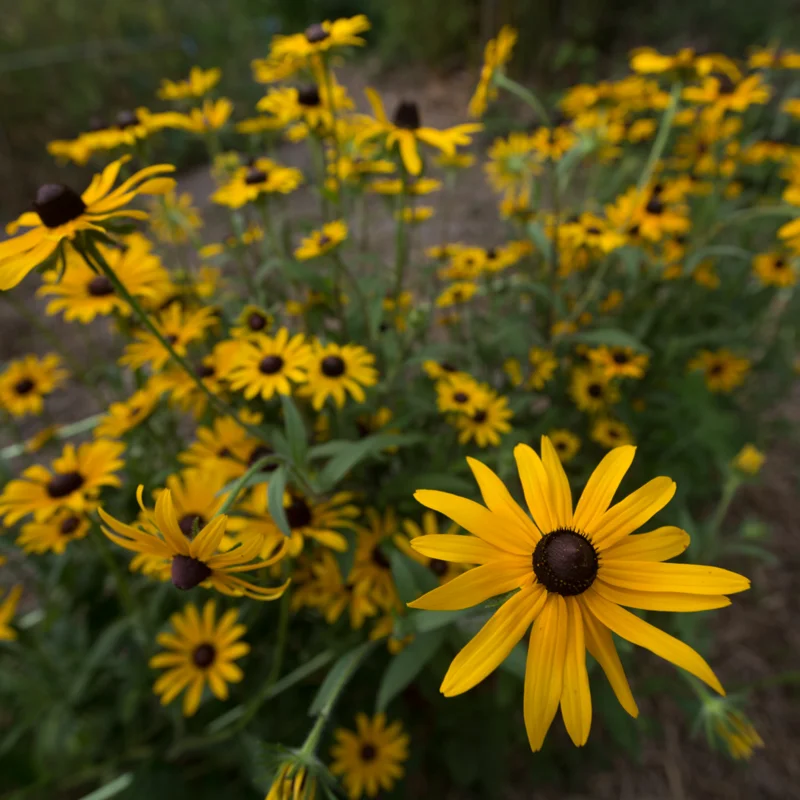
[414,490,530,555]
[398,132,422,176]
[408,561,532,611]
[593,580,732,612]
[441,584,546,696]
[602,526,689,563]
[573,446,636,531]
[466,457,541,547]
[583,587,725,694]
[154,491,191,555]
[523,593,568,752]
[579,597,638,717]
[0,238,59,291]
[599,561,750,595]
[364,87,388,124]
[588,477,677,550]
[540,436,573,528]
[410,534,507,564]
[191,515,229,561]
[514,443,556,534]
[560,598,592,746]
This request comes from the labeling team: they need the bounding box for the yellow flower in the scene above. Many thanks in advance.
[732,444,765,475]
[749,45,800,70]
[149,191,202,244]
[359,89,482,176]
[150,600,248,716]
[230,305,273,340]
[591,418,634,448]
[688,349,751,393]
[454,393,513,448]
[269,15,371,61]
[527,347,558,390]
[752,252,796,287]
[409,438,749,750]
[548,430,581,463]
[0,439,125,526]
[330,713,410,800]
[570,367,620,413]
[16,510,90,555]
[683,75,770,118]
[295,220,348,260]
[267,762,318,800]
[299,342,378,410]
[212,158,304,209]
[0,353,68,418]
[705,702,765,760]
[692,259,720,289]
[422,359,461,381]
[171,98,234,133]
[95,388,159,439]
[587,346,649,380]
[436,281,478,308]
[225,328,312,401]
[469,25,518,118]
[485,133,540,199]
[257,78,353,136]
[436,373,489,416]
[605,186,690,243]
[370,177,441,195]
[0,586,23,641]
[157,67,221,101]
[529,125,579,162]
[395,512,465,585]
[503,358,523,387]
[396,205,434,223]
[348,508,401,610]
[0,156,175,290]
[98,487,289,599]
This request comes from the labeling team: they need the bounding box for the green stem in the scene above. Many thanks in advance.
[77,236,274,447]
[266,583,292,687]
[332,250,372,347]
[216,456,280,516]
[493,72,551,126]
[0,413,103,461]
[704,474,740,559]
[636,82,682,194]
[394,170,410,303]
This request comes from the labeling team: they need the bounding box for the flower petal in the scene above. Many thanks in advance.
[540,436,573,528]
[560,598,592,746]
[398,132,422,176]
[441,583,546,696]
[191,516,229,561]
[583,587,724,694]
[523,593,568,752]
[599,561,750,595]
[410,534,506,564]
[602,526,689,562]
[573,446,636,531]
[514,443,556,534]
[407,561,531,611]
[594,580,732,612]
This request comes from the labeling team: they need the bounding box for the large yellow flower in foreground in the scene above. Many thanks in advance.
[408,438,749,751]
[0,157,175,291]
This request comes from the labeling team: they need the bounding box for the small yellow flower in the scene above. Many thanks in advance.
[591,418,634,448]
[436,281,478,308]
[267,762,318,800]
[587,346,649,380]
[0,354,68,419]
[396,205,434,223]
[752,252,796,287]
[548,429,581,463]
[295,220,348,260]
[688,349,751,393]
[454,392,513,448]
[172,98,234,133]
[732,444,765,475]
[527,348,558,390]
[158,67,221,101]
[95,388,160,439]
[16,510,90,555]
[299,342,378,410]
[469,25,518,118]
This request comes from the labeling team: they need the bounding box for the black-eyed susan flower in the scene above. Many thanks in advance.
[0,156,175,291]
[349,508,400,611]
[683,74,770,119]
[269,15,370,60]
[98,487,289,599]
[170,98,234,133]
[527,347,558,390]
[16,510,90,555]
[587,346,649,380]
[153,469,230,545]
[409,438,749,751]
[752,252,796,287]
[435,281,478,308]
[267,762,318,800]
[225,328,312,401]
[422,359,460,381]
[435,373,488,416]
[688,349,751,393]
[548,429,581,463]
[150,600,248,717]
[359,89,481,176]
[119,303,217,372]
[485,133,540,201]
[0,586,22,641]
[703,700,765,760]
[605,186,691,243]
[294,220,348,260]
[749,45,800,70]
[95,388,160,439]
[0,353,67,418]
[395,512,464,585]
[570,367,620,413]
[732,444,765,475]
[158,67,221,101]
[469,25,518,118]
[591,418,634,448]
[230,305,273,339]
[0,439,124,526]
[455,392,513,448]
[299,342,378,410]
[330,713,409,800]
[212,158,303,209]
[148,191,202,244]
[258,79,353,137]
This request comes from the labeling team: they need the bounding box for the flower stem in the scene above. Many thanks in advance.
[636,81,682,194]
[493,72,551,126]
[393,167,410,303]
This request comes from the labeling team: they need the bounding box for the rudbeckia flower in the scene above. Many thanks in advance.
[0,353,68,418]
[591,417,635,448]
[269,15,371,61]
[299,342,378,410]
[0,156,175,291]
[211,158,303,209]
[157,67,222,101]
[752,252,797,287]
[454,392,513,448]
[95,388,160,439]
[548,430,581,463]
[16,510,90,555]
[469,25,518,118]
[267,763,318,800]
[408,439,749,751]
[294,220,348,260]
[687,349,751,393]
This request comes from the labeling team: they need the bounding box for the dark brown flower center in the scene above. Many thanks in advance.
[47,471,85,499]
[321,355,346,377]
[473,410,488,423]
[298,86,322,107]
[586,226,602,235]
[360,744,377,762]
[774,258,786,269]
[429,558,448,576]
[453,391,469,404]
[372,546,391,569]
[87,276,114,297]
[645,197,664,215]
[259,355,284,375]
[285,495,313,529]
[304,23,329,43]
[195,363,215,379]
[716,74,736,95]
[248,312,267,331]
[393,101,421,130]
[248,444,278,472]
[440,361,457,372]
[165,334,179,345]
[60,515,81,535]
[34,184,87,228]
[192,643,217,668]
[179,514,205,539]
[318,234,332,247]
[13,378,35,395]
[171,554,212,590]
[532,529,598,596]
[612,351,629,365]
[587,383,603,399]
[244,167,268,185]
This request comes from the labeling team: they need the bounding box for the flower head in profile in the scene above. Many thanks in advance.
[732,444,765,475]
[294,220,348,260]
[469,25,518,118]
[0,156,175,291]
[408,438,749,751]
[158,67,221,101]
[150,600,248,716]
[329,713,409,799]
[700,697,764,760]
[171,98,234,133]
[267,761,318,800]
[98,487,289,599]
[212,157,303,209]
[299,342,378,410]
[0,353,68,419]
[269,15,371,61]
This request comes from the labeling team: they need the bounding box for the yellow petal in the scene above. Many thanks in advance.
[414,490,530,555]
[191,515,229,561]
[579,598,638,717]
[583,587,725,694]
[540,436,573,528]
[523,594,568,752]
[466,456,540,547]
[560,598,592,746]
[602,526,689,562]
[441,584,546,696]
[398,131,422,176]
[588,477,676,550]
[513,443,556,534]
[573,446,635,531]
[599,561,750,595]
[408,561,531,611]
[594,580,732,612]
[154,491,191,555]
[182,675,205,716]
[410,534,506,564]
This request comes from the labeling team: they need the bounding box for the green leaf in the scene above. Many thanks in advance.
[69,618,130,704]
[685,245,751,273]
[376,629,446,712]
[409,608,469,634]
[568,328,650,353]
[280,394,308,467]
[78,773,133,800]
[525,221,552,261]
[389,549,436,606]
[266,466,291,537]
[309,641,377,717]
